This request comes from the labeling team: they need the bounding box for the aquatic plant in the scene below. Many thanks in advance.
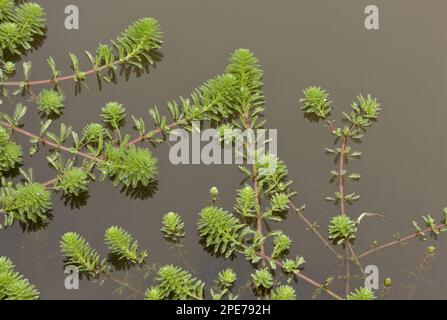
[104,226,148,264]
[0,1,45,57]
[2,2,447,301]
[60,232,107,277]
[161,212,185,242]
[347,287,376,300]
[0,256,39,300]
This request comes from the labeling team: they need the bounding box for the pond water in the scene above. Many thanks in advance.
[1,0,447,299]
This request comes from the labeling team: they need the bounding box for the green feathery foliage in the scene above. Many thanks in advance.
[0,127,22,174]
[347,287,376,300]
[269,193,289,213]
[101,102,126,129]
[282,256,306,274]
[197,206,245,258]
[0,0,13,21]
[0,141,19,173]
[216,123,237,144]
[210,268,238,300]
[60,232,107,277]
[193,74,238,121]
[0,182,51,226]
[114,17,162,64]
[256,154,293,196]
[256,154,295,222]
[0,1,46,57]
[234,186,257,219]
[144,265,204,300]
[271,232,292,259]
[216,268,237,289]
[36,89,64,116]
[79,17,162,86]
[225,48,264,111]
[144,286,164,300]
[299,86,332,121]
[0,125,8,145]
[3,61,15,74]
[55,167,89,196]
[328,215,357,245]
[348,95,381,128]
[0,256,39,300]
[251,268,273,290]
[168,74,237,125]
[100,144,158,188]
[270,285,297,300]
[0,256,13,275]
[81,122,106,144]
[164,50,267,127]
[161,212,185,242]
[104,226,147,264]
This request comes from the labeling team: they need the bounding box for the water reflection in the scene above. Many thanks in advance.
[2,31,48,63]
[120,180,159,200]
[19,212,53,233]
[61,190,91,210]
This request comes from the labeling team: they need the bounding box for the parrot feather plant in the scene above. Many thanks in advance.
[1,1,447,300]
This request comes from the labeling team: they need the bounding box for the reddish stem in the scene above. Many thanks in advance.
[358,223,447,259]
[255,251,343,300]
[2,61,120,87]
[0,121,98,161]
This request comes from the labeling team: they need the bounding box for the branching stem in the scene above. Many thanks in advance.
[1,47,144,87]
[0,121,98,161]
[358,222,447,259]
[290,201,342,259]
[255,251,343,300]
[243,113,266,270]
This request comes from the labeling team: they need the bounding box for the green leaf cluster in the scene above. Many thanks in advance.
[328,215,357,245]
[282,256,305,274]
[161,212,185,242]
[100,144,158,188]
[347,95,381,131]
[0,1,45,57]
[251,268,273,290]
[0,182,51,226]
[225,48,264,113]
[60,232,107,277]
[0,256,39,300]
[168,74,237,125]
[216,268,237,289]
[347,287,376,300]
[166,48,265,127]
[36,89,64,116]
[234,185,257,219]
[144,265,204,300]
[0,126,22,174]
[115,17,163,66]
[299,86,332,121]
[271,232,292,259]
[81,123,106,144]
[270,285,296,300]
[105,226,147,264]
[197,206,246,258]
[101,101,126,129]
[60,227,148,278]
[55,167,89,196]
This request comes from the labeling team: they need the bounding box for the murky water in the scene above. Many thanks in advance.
[1,0,447,299]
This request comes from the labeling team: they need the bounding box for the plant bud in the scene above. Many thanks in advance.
[210,186,219,201]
